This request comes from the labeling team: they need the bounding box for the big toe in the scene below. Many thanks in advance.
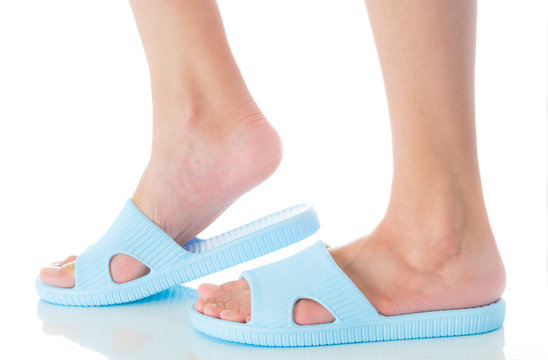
[40,259,76,288]
[197,283,223,301]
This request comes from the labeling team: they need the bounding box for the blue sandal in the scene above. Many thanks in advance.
[36,200,319,306]
[189,240,505,347]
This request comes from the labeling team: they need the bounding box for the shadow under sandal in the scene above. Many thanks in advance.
[35,200,320,306]
[189,241,506,347]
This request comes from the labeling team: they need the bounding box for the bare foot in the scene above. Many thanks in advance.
[39,100,282,288]
[194,213,506,324]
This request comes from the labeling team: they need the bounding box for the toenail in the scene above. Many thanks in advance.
[65,265,75,275]
[221,310,232,317]
[41,266,58,274]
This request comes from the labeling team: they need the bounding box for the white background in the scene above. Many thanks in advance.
[0,0,546,359]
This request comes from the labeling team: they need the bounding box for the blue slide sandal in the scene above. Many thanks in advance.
[36,200,319,306]
[189,240,505,347]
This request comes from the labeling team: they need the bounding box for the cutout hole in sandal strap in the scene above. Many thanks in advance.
[293,298,336,325]
[109,254,151,284]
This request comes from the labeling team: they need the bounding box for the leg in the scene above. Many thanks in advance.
[195,0,505,324]
[40,0,282,287]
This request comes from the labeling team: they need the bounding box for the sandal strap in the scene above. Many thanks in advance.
[241,241,381,328]
[74,200,189,290]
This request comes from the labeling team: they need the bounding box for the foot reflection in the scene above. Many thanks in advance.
[38,286,198,359]
[38,287,505,360]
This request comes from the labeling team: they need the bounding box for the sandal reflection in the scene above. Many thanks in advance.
[38,286,505,360]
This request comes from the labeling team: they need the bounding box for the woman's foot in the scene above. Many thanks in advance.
[39,100,283,288]
[194,196,506,324]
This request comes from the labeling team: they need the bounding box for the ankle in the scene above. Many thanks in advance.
[150,97,270,159]
[368,209,506,309]
[379,188,496,269]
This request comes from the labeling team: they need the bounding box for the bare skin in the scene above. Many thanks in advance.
[40,0,282,287]
[41,0,506,327]
[195,217,505,324]
[194,0,506,324]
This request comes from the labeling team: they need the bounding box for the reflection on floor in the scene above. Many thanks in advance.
[37,286,506,360]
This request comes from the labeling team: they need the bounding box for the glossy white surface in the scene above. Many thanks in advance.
[36,286,508,360]
[27,281,548,359]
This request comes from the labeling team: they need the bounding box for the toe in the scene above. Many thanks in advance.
[193,298,207,313]
[220,308,247,322]
[219,279,249,291]
[202,302,226,318]
[197,283,221,300]
[222,301,251,323]
[197,279,252,322]
[197,283,233,303]
[40,261,76,288]
[50,255,77,267]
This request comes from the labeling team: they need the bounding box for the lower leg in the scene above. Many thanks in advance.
[195,0,505,324]
[40,0,281,287]
[353,0,506,316]
[368,0,488,256]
